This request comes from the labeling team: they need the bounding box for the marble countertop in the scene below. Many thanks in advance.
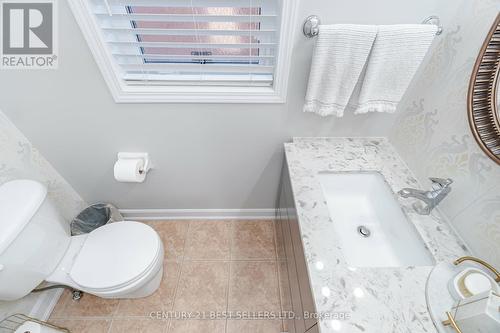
[284,137,469,333]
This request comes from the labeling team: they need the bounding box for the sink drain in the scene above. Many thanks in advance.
[357,225,371,237]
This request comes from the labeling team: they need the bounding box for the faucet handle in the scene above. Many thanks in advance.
[429,177,453,190]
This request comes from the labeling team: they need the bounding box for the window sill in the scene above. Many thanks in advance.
[110,83,286,103]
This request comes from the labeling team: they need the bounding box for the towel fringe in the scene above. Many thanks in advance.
[303,101,345,117]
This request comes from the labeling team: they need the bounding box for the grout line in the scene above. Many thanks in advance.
[167,318,171,333]
[167,221,191,333]
[110,293,121,319]
[55,316,120,321]
[51,315,159,320]
[180,258,281,262]
[167,265,183,333]
[178,219,190,262]
[272,220,286,332]
[181,219,194,261]
[225,261,230,333]
[139,218,277,223]
[226,221,235,333]
[106,317,113,333]
[272,219,279,262]
[229,219,235,262]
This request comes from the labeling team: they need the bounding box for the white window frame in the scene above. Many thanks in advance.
[68,0,299,103]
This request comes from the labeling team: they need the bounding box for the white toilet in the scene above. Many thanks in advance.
[0,179,164,301]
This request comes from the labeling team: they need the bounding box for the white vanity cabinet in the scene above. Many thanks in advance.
[276,162,318,333]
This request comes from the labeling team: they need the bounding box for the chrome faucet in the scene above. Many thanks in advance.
[398,178,453,215]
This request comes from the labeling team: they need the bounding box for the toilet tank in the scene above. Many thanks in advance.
[0,180,71,301]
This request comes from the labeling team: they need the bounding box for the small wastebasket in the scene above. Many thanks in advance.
[70,203,123,235]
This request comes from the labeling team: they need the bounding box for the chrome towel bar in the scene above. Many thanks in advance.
[303,15,443,38]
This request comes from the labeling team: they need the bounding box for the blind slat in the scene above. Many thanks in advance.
[95,13,277,23]
[108,41,276,48]
[114,54,274,61]
[91,0,269,7]
[102,27,276,36]
[121,63,274,74]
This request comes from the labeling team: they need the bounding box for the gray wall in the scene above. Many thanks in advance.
[0,0,451,209]
[389,0,500,267]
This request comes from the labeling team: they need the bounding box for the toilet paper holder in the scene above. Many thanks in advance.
[117,152,151,175]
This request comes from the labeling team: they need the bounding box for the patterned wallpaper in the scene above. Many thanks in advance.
[390,0,500,268]
[0,108,86,319]
[0,110,86,220]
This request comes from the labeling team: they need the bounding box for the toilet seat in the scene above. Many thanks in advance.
[69,221,161,292]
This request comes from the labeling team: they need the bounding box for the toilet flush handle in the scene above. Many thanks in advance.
[0,264,4,272]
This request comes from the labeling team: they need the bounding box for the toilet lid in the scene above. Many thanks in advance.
[70,221,160,290]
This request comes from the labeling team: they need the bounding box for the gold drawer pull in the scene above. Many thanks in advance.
[442,311,463,333]
[454,256,500,282]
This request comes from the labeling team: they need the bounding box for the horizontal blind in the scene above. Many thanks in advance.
[90,0,279,86]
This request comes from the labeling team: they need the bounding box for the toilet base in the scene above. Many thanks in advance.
[45,264,164,300]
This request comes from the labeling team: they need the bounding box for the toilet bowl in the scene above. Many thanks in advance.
[0,179,164,301]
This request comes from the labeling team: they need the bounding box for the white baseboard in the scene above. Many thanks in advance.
[29,288,63,320]
[119,208,276,221]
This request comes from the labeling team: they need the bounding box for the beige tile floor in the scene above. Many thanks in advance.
[49,220,286,333]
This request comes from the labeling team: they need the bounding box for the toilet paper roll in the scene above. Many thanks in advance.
[114,159,146,183]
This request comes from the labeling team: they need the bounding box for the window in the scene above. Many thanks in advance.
[69,0,298,103]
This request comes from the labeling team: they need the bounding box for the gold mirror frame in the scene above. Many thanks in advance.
[468,13,500,165]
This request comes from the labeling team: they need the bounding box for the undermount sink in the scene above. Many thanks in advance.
[318,172,434,268]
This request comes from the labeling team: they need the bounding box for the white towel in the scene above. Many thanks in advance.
[303,25,377,117]
[354,24,437,114]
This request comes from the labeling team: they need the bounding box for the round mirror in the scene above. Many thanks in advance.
[468,14,500,165]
